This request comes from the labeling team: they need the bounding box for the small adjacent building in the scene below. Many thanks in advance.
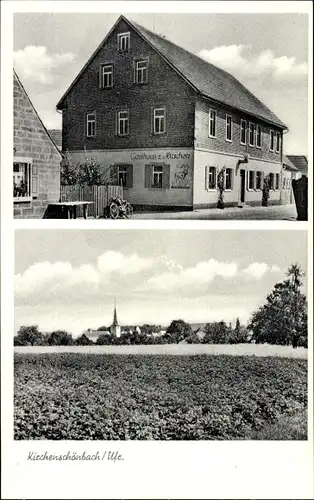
[286,155,308,178]
[57,15,288,211]
[13,70,61,218]
[281,155,300,205]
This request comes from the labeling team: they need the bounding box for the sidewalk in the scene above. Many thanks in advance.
[132,203,298,220]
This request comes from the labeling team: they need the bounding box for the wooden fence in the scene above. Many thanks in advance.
[60,185,123,218]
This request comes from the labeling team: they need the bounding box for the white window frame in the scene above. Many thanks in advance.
[249,122,255,147]
[247,170,255,190]
[86,113,96,137]
[240,119,247,145]
[225,114,233,142]
[117,32,130,51]
[270,130,275,152]
[255,170,262,191]
[256,125,262,148]
[100,64,113,89]
[208,166,217,190]
[135,59,148,84]
[153,108,166,135]
[152,165,163,188]
[275,131,281,153]
[225,167,233,190]
[117,110,129,136]
[209,109,217,138]
[13,156,33,202]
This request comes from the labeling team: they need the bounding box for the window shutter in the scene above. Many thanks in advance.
[31,163,38,194]
[162,164,170,189]
[126,164,133,189]
[205,166,209,190]
[145,165,153,188]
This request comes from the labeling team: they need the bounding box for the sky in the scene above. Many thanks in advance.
[13,12,309,154]
[14,229,307,336]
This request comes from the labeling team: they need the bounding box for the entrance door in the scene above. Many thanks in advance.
[240,169,246,203]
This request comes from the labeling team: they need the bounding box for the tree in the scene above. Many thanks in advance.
[60,153,78,186]
[75,334,94,346]
[248,263,307,347]
[229,318,249,344]
[203,321,230,344]
[47,330,74,346]
[96,334,113,345]
[97,326,109,331]
[166,319,193,343]
[15,325,43,346]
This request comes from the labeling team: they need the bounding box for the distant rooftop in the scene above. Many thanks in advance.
[48,129,62,151]
[286,155,308,175]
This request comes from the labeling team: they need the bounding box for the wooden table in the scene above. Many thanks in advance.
[49,201,94,219]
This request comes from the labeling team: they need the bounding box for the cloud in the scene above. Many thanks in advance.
[14,45,75,84]
[198,45,308,81]
[242,262,269,279]
[138,258,238,293]
[15,261,99,301]
[97,251,155,276]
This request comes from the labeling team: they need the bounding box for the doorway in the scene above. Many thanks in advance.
[240,169,246,203]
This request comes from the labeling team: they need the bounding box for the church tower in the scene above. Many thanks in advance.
[110,299,121,338]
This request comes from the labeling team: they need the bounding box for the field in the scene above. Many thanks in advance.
[14,353,308,440]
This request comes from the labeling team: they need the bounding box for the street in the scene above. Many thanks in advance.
[132,203,298,220]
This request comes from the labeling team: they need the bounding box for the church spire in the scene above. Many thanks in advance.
[112,298,119,326]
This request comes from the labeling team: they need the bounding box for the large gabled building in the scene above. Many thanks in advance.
[57,15,287,210]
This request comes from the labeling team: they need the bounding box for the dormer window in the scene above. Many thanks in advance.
[100,64,113,88]
[118,32,130,51]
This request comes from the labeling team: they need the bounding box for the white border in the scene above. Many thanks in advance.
[1,1,313,499]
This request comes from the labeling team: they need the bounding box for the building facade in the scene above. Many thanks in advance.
[14,71,61,218]
[57,16,287,210]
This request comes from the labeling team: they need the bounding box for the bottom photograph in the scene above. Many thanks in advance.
[14,229,308,440]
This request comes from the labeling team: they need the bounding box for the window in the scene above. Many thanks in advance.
[226,115,232,142]
[117,32,130,51]
[117,110,129,136]
[256,171,262,190]
[100,64,113,88]
[270,130,275,151]
[283,177,286,189]
[208,166,216,189]
[153,108,166,134]
[225,168,233,190]
[256,125,262,148]
[240,119,246,145]
[135,59,148,84]
[13,158,33,200]
[276,132,281,153]
[209,109,216,137]
[153,165,163,188]
[269,172,274,190]
[248,170,255,190]
[86,113,96,137]
[275,173,280,190]
[249,123,255,146]
[118,165,127,187]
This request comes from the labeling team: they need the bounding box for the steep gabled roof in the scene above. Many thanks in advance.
[283,155,299,172]
[57,15,287,129]
[14,69,62,156]
[286,155,308,175]
[48,129,62,151]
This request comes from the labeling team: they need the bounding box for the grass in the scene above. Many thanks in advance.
[14,353,307,440]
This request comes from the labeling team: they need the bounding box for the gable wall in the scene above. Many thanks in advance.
[62,19,195,152]
[13,74,61,218]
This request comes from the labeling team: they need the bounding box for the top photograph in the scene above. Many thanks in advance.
[13,12,308,220]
